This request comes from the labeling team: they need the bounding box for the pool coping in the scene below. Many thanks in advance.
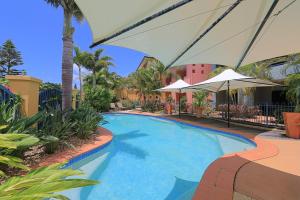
[110,111,279,200]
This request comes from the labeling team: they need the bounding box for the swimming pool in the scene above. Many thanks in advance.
[63,113,255,200]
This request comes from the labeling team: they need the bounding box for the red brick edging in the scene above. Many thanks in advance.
[33,127,113,168]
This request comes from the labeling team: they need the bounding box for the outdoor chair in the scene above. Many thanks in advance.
[117,102,126,110]
[110,103,117,111]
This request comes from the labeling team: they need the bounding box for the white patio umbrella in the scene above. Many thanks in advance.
[75,0,300,69]
[185,69,279,127]
[156,79,191,116]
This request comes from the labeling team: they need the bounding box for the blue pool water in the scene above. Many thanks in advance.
[63,114,255,200]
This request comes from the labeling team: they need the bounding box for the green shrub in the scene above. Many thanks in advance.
[193,90,208,107]
[180,96,187,111]
[70,105,103,139]
[36,109,74,154]
[142,101,161,112]
[285,73,300,112]
[84,86,112,112]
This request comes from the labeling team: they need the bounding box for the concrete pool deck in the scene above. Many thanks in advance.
[120,111,300,200]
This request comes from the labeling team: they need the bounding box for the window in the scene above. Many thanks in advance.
[201,64,204,67]
[192,64,196,66]
[201,70,204,74]
[192,69,196,73]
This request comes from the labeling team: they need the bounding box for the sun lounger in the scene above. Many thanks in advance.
[116,102,126,110]
[110,103,117,111]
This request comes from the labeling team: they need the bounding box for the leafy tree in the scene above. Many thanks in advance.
[83,49,114,88]
[0,40,23,75]
[73,46,86,103]
[84,86,112,112]
[44,0,84,110]
[40,82,61,90]
[285,73,300,112]
[84,68,121,90]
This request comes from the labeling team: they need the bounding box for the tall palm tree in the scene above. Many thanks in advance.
[84,49,114,88]
[44,0,84,110]
[73,46,86,103]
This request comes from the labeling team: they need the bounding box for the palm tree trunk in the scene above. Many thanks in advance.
[79,66,83,103]
[61,12,74,110]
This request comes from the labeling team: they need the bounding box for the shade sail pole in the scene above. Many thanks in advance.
[235,0,279,69]
[166,0,243,69]
[227,80,230,128]
[90,0,193,48]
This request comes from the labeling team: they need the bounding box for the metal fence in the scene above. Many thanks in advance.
[170,102,295,129]
[39,89,62,111]
[0,84,16,104]
[212,103,295,129]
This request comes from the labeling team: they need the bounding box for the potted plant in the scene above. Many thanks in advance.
[165,96,173,114]
[283,74,300,139]
[193,90,208,118]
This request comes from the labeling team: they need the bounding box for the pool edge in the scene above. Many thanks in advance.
[107,112,279,200]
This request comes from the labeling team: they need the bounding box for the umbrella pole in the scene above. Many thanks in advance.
[227,80,230,128]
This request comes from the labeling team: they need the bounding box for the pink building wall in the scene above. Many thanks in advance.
[185,64,212,104]
[168,64,212,105]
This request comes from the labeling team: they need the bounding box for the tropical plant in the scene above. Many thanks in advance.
[0,77,8,85]
[141,101,161,113]
[73,46,86,103]
[44,0,84,110]
[180,96,187,111]
[131,65,163,103]
[36,109,74,154]
[0,163,98,200]
[84,68,120,90]
[0,101,44,135]
[40,82,61,90]
[192,90,208,107]
[0,40,23,75]
[0,131,98,199]
[83,49,114,88]
[0,133,39,177]
[285,73,300,112]
[84,86,112,112]
[70,104,102,139]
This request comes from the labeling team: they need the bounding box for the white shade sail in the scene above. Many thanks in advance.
[186,69,278,92]
[75,0,300,67]
[156,79,191,92]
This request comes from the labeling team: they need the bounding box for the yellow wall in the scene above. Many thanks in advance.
[6,75,41,117]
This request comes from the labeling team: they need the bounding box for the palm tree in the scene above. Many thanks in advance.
[84,49,114,88]
[44,0,84,110]
[73,46,85,103]
[237,62,271,105]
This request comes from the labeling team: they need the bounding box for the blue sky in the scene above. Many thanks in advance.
[0,1,146,84]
